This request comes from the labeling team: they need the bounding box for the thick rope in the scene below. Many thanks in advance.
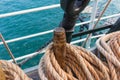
[38,43,110,80]
[38,28,120,80]
[0,62,6,80]
[96,31,120,80]
[0,60,31,80]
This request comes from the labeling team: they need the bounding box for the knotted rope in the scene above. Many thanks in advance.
[0,60,31,80]
[96,31,120,80]
[38,27,110,80]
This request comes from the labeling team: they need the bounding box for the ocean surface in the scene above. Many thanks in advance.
[0,0,120,69]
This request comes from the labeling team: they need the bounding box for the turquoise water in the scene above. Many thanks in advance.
[0,0,120,69]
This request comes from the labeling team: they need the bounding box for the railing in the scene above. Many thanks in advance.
[0,13,120,45]
[0,1,120,65]
[8,34,105,62]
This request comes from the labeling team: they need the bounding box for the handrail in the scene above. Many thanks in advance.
[8,34,104,62]
[0,4,60,18]
[0,0,120,70]
[0,13,120,45]
[0,0,94,18]
[0,30,53,45]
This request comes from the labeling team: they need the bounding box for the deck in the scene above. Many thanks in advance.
[27,69,40,80]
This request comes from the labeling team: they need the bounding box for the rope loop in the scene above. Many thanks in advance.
[96,31,120,80]
[0,60,31,80]
[38,27,111,80]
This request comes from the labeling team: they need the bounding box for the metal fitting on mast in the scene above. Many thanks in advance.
[60,0,90,43]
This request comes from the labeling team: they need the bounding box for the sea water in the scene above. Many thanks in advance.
[0,0,120,69]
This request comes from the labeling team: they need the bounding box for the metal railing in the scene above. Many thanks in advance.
[8,34,105,62]
[0,4,60,18]
[0,1,120,66]
[0,13,120,45]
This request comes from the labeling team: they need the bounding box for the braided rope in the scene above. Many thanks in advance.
[0,60,31,80]
[96,31,120,80]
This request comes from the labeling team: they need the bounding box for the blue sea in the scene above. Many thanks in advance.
[0,0,120,69]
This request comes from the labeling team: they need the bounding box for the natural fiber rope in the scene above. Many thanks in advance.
[38,27,111,80]
[38,43,110,80]
[0,60,31,80]
[0,62,6,80]
[96,31,120,80]
[38,27,120,80]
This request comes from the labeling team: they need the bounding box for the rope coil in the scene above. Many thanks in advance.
[96,31,120,80]
[0,62,6,80]
[38,27,110,80]
[0,60,31,80]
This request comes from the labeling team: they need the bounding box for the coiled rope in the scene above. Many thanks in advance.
[96,31,120,80]
[38,27,110,80]
[0,60,31,80]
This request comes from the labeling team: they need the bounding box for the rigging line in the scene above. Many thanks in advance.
[82,0,112,47]
[0,33,17,64]
[18,39,52,66]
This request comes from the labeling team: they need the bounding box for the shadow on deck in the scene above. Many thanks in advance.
[27,70,40,80]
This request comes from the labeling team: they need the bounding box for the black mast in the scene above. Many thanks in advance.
[60,0,90,43]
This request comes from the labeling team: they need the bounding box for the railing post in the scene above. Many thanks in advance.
[85,0,99,48]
